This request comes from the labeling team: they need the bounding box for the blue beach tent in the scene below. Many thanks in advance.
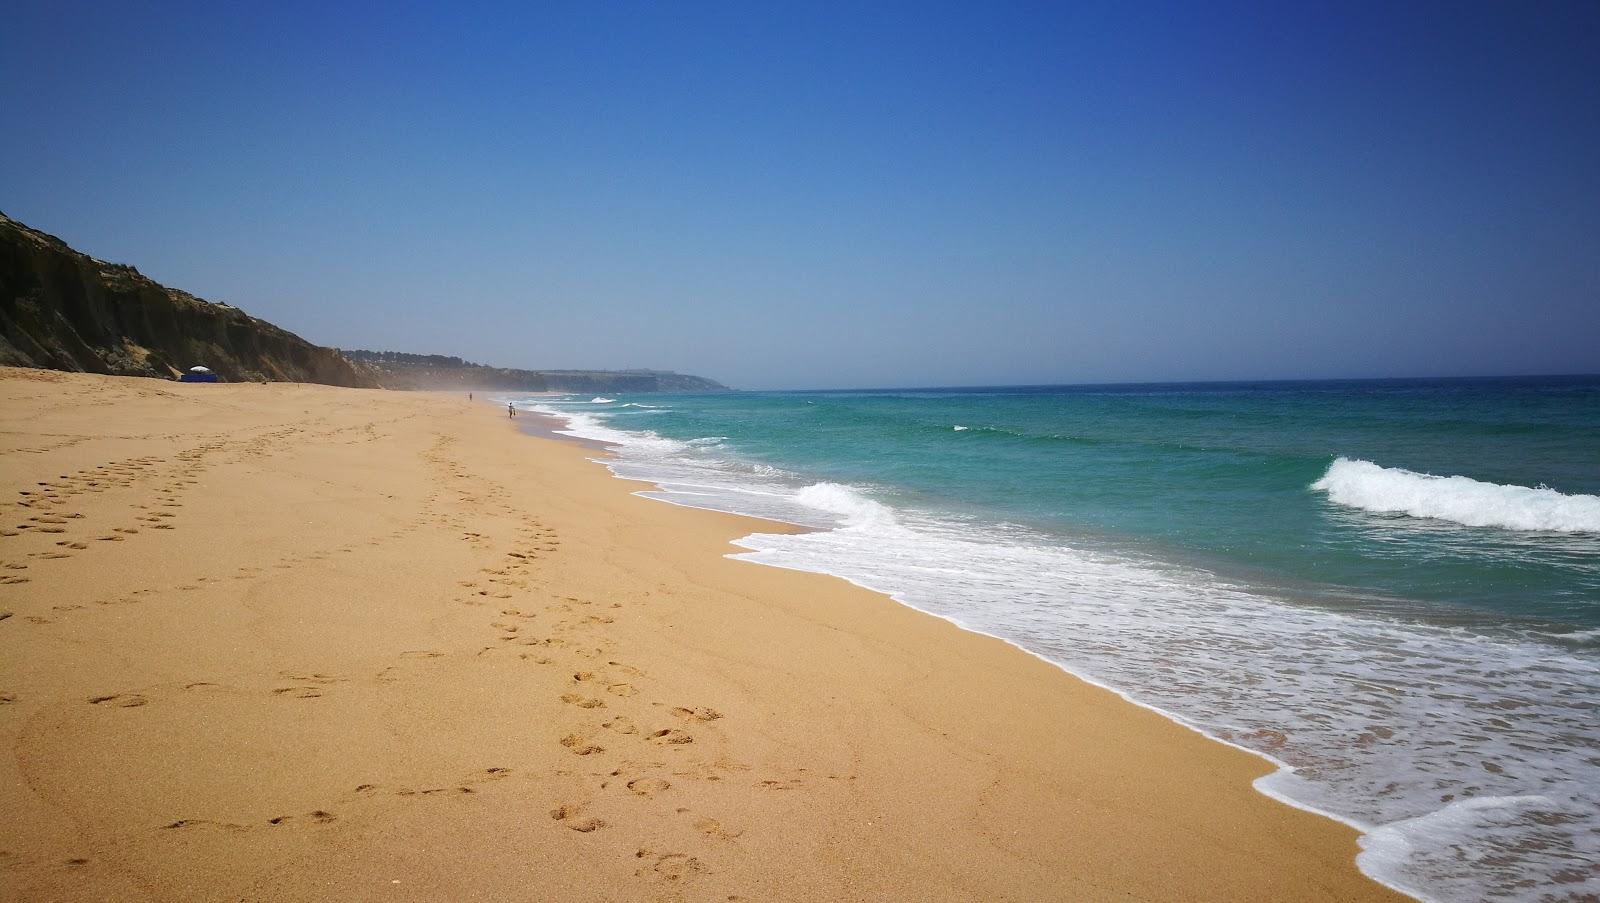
[179,366,219,383]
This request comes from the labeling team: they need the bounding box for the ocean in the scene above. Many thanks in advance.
[507,376,1600,902]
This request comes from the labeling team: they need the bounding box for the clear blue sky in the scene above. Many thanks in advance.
[4,1,1597,389]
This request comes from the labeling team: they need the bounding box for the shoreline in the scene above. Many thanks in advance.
[1,369,1406,901]
[516,396,1422,900]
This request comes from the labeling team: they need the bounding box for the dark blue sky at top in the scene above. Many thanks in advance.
[3,2,1597,389]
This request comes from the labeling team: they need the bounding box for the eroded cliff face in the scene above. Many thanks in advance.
[0,212,376,387]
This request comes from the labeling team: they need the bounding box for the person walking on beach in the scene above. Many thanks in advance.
[507,402,516,418]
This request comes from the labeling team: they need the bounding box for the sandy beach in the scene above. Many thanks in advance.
[0,368,1404,902]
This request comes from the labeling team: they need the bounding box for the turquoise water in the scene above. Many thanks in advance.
[596,377,1600,627]
[513,376,1600,902]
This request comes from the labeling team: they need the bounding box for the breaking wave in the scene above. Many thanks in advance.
[1312,458,1600,533]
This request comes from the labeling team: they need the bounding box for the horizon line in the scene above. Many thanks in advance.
[720,370,1600,394]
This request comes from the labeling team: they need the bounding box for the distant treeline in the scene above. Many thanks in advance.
[341,349,479,368]
[338,348,727,393]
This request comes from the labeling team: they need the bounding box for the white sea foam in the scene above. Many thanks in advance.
[1313,458,1600,533]
[1548,626,1600,648]
[589,396,616,404]
[953,424,969,431]
[793,482,901,531]
[1356,794,1595,902]
[517,396,1600,902]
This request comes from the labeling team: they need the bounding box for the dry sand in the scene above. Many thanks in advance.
[0,368,1406,902]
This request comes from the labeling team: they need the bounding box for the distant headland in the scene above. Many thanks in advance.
[340,349,725,393]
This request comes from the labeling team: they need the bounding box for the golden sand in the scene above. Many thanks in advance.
[0,368,1405,901]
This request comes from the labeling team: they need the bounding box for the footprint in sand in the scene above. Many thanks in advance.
[634,850,705,884]
[559,734,605,756]
[606,683,638,697]
[560,693,605,709]
[281,672,342,684]
[400,650,444,659]
[668,706,724,722]
[694,816,744,840]
[161,818,245,832]
[272,687,323,699]
[418,786,476,796]
[267,810,336,826]
[648,728,693,746]
[550,805,606,832]
[626,777,671,797]
[88,693,148,707]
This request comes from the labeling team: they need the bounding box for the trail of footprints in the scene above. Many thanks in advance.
[417,442,770,890]
[0,448,217,573]
[1,419,390,567]
[477,529,761,890]
[21,431,817,894]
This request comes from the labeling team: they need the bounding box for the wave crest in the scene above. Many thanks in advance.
[794,483,900,530]
[1312,458,1600,533]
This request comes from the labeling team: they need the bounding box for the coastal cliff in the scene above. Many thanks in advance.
[0,212,727,393]
[0,212,376,386]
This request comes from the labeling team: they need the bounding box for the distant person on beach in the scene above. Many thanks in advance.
[507,402,515,418]
[468,392,473,401]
